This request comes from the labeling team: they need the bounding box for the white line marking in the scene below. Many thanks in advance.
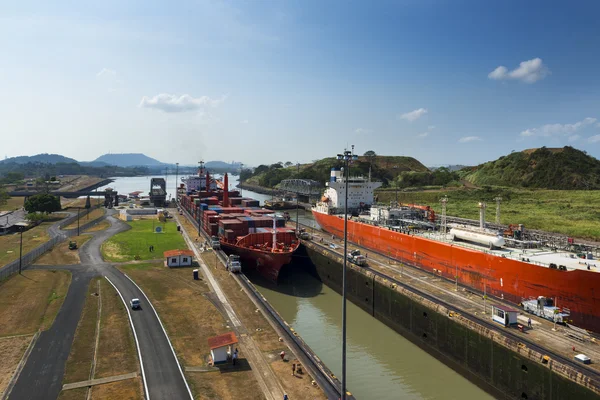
[105,276,150,400]
[124,274,194,400]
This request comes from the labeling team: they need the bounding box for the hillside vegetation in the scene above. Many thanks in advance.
[242,154,429,188]
[461,146,600,189]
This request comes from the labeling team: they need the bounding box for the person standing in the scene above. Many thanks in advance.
[528,318,532,328]
[232,351,238,366]
[292,363,296,376]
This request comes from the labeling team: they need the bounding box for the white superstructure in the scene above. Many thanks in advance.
[181,175,217,192]
[314,168,381,214]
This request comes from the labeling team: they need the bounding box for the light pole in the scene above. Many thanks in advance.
[18,226,23,274]
[77,207,81,236]
[337,147,357,400]
[175,162,179,204]
[296,163,300,235]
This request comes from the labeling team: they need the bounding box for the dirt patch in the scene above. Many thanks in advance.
[186,369,265,400]
[63,278,100,384]
[57,387,87,400]
[62,208,105,231]
[0,335,33,396]
[0,197,24,212]
[101,241,127,262]
[0,270,71,336]
[35,236,91,265]
[86,220,111,232]
[94,279,139,379]
[90,377,142,400]
[270,359,325,399]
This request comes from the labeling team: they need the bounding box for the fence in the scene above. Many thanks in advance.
[0,207,105,281]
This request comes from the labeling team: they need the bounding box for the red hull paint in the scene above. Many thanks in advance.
[312,210,600,333]
[220,241,295,282]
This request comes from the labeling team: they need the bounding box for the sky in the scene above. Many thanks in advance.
[2,0,600,167]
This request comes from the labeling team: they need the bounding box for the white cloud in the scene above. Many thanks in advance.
[458,136,482,143]
[355,128,372,135]
[568,135,580,142]
[399,108,427,122]
[428,125,436,130]
[417,132,429,138]
[588,135,600,143]
[241,119,249,124]
[520,117,597,137]
[139,94,226,113]
[488,58,549,83]
[96,68,116,77]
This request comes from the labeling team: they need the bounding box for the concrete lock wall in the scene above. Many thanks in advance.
[303,243,600,400]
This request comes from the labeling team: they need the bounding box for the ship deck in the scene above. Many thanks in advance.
[295,220,600,377]
[416,231,600,273]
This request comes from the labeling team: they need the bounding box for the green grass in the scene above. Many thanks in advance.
[376,188,600,240]
[101,220,187,262]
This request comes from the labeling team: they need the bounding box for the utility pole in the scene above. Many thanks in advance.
[77,207,81,236]
[494,196,502,225]
[18,226,23,274]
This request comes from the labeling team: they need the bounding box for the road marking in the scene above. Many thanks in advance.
[105,276,150,400]
[124,274,194,400]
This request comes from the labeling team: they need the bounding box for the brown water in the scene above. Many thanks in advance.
[248,266,496,400]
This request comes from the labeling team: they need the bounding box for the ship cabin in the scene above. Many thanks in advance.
[492,305,519,327]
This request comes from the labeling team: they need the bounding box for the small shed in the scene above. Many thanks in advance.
[163,249,194,267]
[208,332,238,365]
[492,305,519,327]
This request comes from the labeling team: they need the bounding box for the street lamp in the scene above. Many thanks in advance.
[18,226,24,274]
[336,147,357,400]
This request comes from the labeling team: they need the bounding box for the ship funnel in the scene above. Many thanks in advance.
[478,202,486,229]
[223,173,229,207]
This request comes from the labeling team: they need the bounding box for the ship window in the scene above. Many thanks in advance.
[521,393,528,399]
[365,297,369,303]
[422,333,427,339]
[423,311,428,318]
[521,364,528,372]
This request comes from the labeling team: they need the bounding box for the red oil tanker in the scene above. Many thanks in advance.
[312,167,600,333]
[178,169,299,282]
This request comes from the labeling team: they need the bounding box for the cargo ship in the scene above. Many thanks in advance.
[312,168,600,333]
[178,169,299,282]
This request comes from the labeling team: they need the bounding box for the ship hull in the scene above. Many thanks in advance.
[312,210,600,333]
[219,241,294,282]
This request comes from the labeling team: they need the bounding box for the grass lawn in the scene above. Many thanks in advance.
[62,278,100,384]
[90,379,143,400]
[0,335,33,396]
[62,208,106,231]
[57,387,87,400]
[35,236,92,266]
[0,222,56,268]
[0,197,24,211]
[94,278,139,379]
[102,220,186,262]
[377,188,600,240]
[85,220,111,232]
[0,270,71,336]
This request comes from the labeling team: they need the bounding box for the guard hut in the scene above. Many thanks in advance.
[163,249,194,267]
[208,332,238,365]
[492,305,519,327]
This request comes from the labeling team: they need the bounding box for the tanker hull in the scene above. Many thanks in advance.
[219,240,294,282]
[312,210,600,333]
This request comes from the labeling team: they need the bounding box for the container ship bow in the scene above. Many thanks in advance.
[178,169,299,282]
[312,167,600,333]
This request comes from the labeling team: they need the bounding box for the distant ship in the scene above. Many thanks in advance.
[312,167,600,332]
[178,168,299,282]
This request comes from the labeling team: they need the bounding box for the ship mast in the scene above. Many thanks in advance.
[272,217,277,251]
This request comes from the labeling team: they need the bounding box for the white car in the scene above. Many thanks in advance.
[130,298,140,310]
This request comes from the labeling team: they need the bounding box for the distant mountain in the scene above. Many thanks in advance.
[461,146,600,189]
[205,161,242,169]
[92,153,164,167]
[0,153,78,164]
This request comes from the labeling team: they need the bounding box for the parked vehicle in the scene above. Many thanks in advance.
[68,241,77,250]
[130,298,141,310]
[211,236,221,250]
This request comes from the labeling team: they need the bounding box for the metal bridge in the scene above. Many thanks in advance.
[279,179,323,196]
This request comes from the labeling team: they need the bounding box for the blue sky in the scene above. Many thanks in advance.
[2,0,600,167]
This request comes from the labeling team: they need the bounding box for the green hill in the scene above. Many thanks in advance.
[243,155,429,188]
[461,146,600,189]
[0,153,78,164]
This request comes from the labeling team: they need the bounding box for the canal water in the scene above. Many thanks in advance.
[103,175,494,399]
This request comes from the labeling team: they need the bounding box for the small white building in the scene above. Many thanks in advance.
[208,332,238,365]
[492,305,519,327]
[163,249,194,267]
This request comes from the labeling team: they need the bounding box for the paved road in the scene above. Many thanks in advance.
[9,211,192,400]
